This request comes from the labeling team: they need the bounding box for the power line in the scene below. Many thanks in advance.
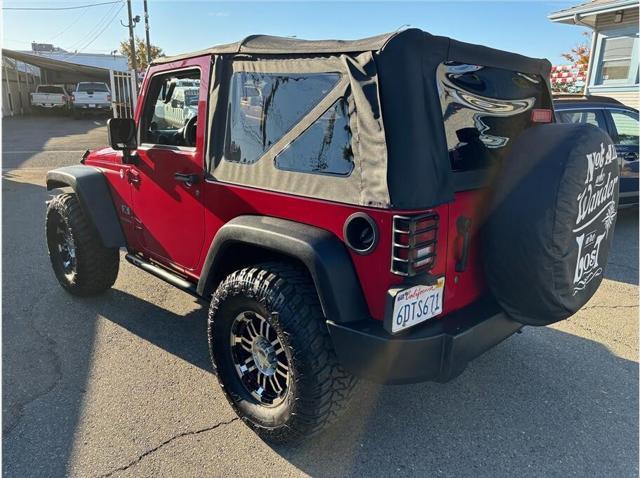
[46,7,91,42]
[3,1,122,11]
[62,3,125,58]
[62,1,121,52]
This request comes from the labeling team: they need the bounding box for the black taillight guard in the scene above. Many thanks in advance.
[391,213,438,276]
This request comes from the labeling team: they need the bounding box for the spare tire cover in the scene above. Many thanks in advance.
[484,123,619,326]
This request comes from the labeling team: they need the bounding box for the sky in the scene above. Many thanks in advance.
[3,1,591,65]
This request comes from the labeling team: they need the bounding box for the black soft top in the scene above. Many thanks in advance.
[157,29,552,209]
[154,29,549,76]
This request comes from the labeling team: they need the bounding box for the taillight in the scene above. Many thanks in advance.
[531,108,553,123]
[71,95,75,102]
[391,213,438,276]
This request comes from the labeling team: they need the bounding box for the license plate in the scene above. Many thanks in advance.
[89,104,96,108]
[391,278,444,333]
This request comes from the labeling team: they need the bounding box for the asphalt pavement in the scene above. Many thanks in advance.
[3,116,638,477]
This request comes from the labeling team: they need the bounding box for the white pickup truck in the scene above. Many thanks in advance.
[72,82,112,117]
[30,85,70,113]
[154,85,199,129]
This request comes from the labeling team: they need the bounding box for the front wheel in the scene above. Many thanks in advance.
[208,263,357,444]
[46,193,119,296]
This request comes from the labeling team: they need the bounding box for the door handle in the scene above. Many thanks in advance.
[174,172,200,186]
[126,169,140,185]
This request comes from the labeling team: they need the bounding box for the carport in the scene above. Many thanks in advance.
[2,49,136,118]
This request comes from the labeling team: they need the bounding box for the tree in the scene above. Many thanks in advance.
[552,31,591,94]
[561,31,591,68]
[119,37,165,70]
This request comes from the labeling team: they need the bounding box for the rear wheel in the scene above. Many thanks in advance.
[46,193,119,296]
[208,262,357,444]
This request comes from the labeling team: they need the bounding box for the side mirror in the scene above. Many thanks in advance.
[171,99,179,108]
[107,118,138,164]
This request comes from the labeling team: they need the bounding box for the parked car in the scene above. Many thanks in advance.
[71,82,112,118]
[30,84,70,113]
[152,82,199,130]
[554,95,638,207]
[45,29,619,444]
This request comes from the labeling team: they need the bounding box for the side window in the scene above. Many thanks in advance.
[140,70,201,147]
[556,110,607,129]
[595,32,639,86]
[274,98,353,176]
[609,110,639,146]
[223,71,340,164]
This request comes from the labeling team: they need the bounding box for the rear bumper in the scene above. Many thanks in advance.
[33,103,66,108]
[327,297,522,385]
[73,104,111,110]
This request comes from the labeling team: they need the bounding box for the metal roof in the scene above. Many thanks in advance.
[2,49,111,79]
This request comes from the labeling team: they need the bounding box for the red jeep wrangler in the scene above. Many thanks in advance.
[45,29,620,443]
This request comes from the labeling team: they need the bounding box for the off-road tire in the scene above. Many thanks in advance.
[208,262,357,444]
[46,193,119,296]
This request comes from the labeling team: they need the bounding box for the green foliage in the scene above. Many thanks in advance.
[119,36,164,70]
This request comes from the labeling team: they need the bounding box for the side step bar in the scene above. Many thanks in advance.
[125,254,200,298]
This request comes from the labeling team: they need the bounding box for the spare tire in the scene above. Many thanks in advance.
[484,123,619,326]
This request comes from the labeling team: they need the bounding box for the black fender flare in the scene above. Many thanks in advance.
[197,215,369,324]
[46,165,126,248]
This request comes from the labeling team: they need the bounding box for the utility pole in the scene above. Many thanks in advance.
[143,0,151,65]
[126,0,137,74]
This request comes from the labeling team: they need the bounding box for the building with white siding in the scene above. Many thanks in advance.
[549,0,639,109]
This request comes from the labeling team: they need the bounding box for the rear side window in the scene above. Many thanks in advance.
[223,72,340,164]
[274,98,353,176]
[437,62,549,172]
[37,86,64,94]
[609,110,639,146]
[556,109,607,129]
[77,82,109,92]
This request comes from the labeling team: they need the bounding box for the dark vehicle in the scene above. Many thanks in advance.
[554,95,638,206]
[45,29,619,444]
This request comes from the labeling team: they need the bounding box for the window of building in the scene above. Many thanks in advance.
[274,98,354,176]
[223,71,340,164]
[140,70,201,147]
[595,30,639,86]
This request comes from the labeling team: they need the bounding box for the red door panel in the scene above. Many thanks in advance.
[129,56,210,272]
[131,147,205,270]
